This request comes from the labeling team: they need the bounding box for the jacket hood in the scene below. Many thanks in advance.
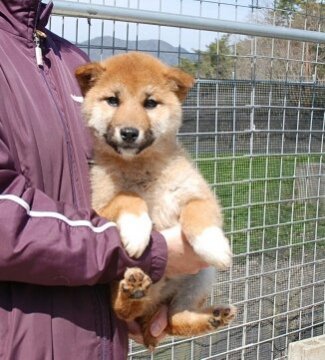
[0,0,53,40]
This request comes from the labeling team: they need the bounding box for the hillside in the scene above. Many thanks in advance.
[79,36,196,65]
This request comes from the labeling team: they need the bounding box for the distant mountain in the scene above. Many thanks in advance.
[78,36,197,65]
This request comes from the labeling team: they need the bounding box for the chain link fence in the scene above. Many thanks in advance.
[51,1,325,358]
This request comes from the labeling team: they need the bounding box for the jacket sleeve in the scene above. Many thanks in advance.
[0,125,167,286]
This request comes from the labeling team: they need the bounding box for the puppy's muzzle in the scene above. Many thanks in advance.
[104,126,155,155]
[120,127,139,143]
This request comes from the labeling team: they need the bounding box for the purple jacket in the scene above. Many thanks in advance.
[0,1,167,359]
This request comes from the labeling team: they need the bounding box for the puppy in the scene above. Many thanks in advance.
[75,52,236,348]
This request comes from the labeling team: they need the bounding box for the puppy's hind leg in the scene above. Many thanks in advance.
[166,304,237,337]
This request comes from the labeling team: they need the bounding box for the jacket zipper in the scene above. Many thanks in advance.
[33,0,43,67]
[95,286,111,360]
[33,30,46,67]
[33,33,78,207]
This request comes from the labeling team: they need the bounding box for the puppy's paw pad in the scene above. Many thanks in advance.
[117,212,152,258]
[193,227,232,269]
[209,305,237,328]
[121,267,152,300]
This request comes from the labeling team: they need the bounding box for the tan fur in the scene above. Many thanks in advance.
[181,198,222,238]
[166,305,237,336]
[75,52,235,348]
[99,191,149,220]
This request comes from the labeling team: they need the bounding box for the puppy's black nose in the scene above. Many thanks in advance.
[120,127,139,143]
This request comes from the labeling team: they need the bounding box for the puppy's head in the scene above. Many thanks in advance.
[75,52,194,158]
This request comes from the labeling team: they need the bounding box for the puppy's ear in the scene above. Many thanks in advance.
[75,62,105,96]
[166,68,195,102]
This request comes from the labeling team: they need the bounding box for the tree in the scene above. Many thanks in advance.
[179,35,233,79]
[275,0,325,81]
[274,0,305,25]
[235,0,324,81]
[179,57,198,77]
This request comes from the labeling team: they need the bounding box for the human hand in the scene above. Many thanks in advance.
[161,225,209,278]
[127,305,168,344]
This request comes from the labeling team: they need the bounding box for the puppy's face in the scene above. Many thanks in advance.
[75,52,194,158]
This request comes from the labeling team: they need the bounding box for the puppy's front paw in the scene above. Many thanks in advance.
[117,212,152,258]
[192,227,232,269]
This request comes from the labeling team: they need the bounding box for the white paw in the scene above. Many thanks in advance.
[192,227,232,269]
[117,212,152,258]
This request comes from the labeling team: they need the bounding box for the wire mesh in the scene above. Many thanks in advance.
[50,1,325,359]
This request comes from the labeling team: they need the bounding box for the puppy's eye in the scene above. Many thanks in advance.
[105,96,120,107]
[144,99,158,109]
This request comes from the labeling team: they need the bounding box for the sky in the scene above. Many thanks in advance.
[50,0,262,51]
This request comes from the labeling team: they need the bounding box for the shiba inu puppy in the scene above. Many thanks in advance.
[75,52,236,348]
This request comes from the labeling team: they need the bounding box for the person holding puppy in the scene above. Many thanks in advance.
[0,1,207,359]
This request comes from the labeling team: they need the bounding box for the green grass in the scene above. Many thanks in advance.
[197,154,325,255]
